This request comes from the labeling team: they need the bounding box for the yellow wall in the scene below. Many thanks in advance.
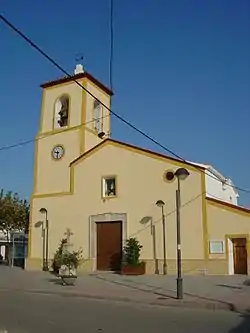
[29,73,250,274]
[34,77,111,196]
[35,80,85,196]
[31,195,78,259]
[35,130,80,194]
[40,80,84,134]
[29,142,205,265]
[30,73,112,264]
[207,199,250,260]
[84,80,111,151]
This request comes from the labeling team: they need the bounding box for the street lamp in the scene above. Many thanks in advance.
[34,220,45,270]
[164,168,190,299]
[155,200,167,275]
[140,216,159,275]
[39,208,49,271]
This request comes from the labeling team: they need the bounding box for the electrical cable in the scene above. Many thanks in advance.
[0,13,249,194]
[109,0,114,92]
[0,115,109,152]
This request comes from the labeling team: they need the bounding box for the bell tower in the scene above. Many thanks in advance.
[33,65,113,197]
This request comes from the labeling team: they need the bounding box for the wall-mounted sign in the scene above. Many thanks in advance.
[209,240,224,254]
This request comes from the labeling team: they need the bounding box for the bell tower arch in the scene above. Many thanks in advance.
[33,65,113,197]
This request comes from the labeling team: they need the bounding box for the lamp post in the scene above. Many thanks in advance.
[42,225,46,270]
[151,220,159,275]
[164,167,190,299]
[155,200,167,275]
[139,216,159,274]
[34,220,45,270]
[39,208,49,271]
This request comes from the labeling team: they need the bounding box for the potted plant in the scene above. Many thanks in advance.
[52,239,83,286]
[121,237,146,275]
[59,248,83,286]
[52,238,67,275]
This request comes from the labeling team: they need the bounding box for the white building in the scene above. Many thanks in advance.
[191,163,239,205]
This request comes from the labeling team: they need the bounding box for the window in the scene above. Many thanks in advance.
[102,176,117,198]
[163,169,175,183]
[209,240,224,254]
[93,100,102,133]
[54,95,69,128]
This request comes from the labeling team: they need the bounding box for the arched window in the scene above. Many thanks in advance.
[93,99,102,133]
[54,95,69,128]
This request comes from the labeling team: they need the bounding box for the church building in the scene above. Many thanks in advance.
[27,65,250,275]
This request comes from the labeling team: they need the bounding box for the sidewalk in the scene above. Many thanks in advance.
[0,266,250,313]
[92,273,250,313]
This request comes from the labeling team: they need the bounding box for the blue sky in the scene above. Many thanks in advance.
[0,0,249,205]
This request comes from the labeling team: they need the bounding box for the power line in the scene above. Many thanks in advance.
[0,115,109,152]
[109,0,114,91]
[129,190,208,240]
[0,14,181,158]
[0,13,249,194]
[128,190,248,241]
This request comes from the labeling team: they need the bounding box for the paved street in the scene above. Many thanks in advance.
[1,267,250,312]
[0,266,250,331]
[0,289,249,332]
[93,272,250,312]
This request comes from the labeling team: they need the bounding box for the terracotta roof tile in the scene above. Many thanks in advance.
[40,71,113,96]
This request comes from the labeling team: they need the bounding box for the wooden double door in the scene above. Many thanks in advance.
[233,238,248,275]
[96,221,122,272]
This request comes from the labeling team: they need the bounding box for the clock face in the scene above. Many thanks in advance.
[52,145,65,160]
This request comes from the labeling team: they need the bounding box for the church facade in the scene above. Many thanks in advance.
[26,65,250,275]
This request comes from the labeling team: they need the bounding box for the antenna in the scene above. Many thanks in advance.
[75,53,84,63]
[74,53,84,75]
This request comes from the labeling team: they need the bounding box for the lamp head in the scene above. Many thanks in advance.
[98,131,105,139]
[155,199,165,207]
[39,207,47,214]
[139,216,152,225]
[175,168,190,181]
[34,221,43,228]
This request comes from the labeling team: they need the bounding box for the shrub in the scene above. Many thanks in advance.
[123,237,143,266]
[52,238,83,274]
[60,249,83,270]
[52,238,67,274]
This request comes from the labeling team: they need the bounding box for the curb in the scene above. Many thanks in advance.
[0,287,241,313]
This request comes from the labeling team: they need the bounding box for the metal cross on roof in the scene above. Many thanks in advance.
[65,228,73,247]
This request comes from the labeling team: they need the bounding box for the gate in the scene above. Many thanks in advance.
[0,232,28,268]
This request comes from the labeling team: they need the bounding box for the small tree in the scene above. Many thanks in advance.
[52,238,83,275]
[52,238,67,274]
[0,189,29,241]
[123,237,143,266]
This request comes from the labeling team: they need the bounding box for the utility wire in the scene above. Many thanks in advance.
[0,115,109,152]
[107,0,114,138]
[128,190,244,241]
[109,0,114,91]
[0,13,249,194]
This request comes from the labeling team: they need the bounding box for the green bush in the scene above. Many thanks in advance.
[52,238,67,274]
[52,238,83,273]
[60,249,83,270]
[123,237,143,266]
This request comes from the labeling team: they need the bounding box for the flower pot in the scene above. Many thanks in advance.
[58,265,77,286]
[121,262,146,275]
[61,275,77,286]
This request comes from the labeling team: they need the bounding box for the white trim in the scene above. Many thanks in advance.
[209,240,225,254]
[228,238,234,275]
[102,176,116,197]
[89,213,127,271]
[93,101,103,133]
[187,161,239,198]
